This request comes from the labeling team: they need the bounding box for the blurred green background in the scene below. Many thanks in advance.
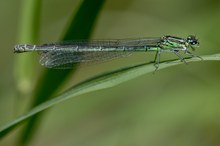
[1,0,220,145]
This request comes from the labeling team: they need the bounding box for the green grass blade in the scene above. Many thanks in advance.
[63,0,106,40]
[17,0,106,145]
[14,0,41,94]
[1,54,220,138]
[13,0,42,143]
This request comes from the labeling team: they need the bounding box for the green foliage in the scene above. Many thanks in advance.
[12,0,105,145]
[1,54,220,138]
[1,0,220,145]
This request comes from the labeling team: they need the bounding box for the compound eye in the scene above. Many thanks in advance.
[191,40,197,45]
[187,35,199,46]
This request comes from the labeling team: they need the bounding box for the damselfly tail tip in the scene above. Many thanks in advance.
[14,44,31,53]
[14,44,23,53]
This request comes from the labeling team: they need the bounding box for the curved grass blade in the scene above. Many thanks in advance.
[1,54,220,138]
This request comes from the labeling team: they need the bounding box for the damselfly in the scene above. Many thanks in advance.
[14,35,200,69]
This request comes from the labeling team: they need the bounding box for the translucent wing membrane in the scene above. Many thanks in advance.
[38,38,161,69]
[39,51,132,69]
[43,38,161,49]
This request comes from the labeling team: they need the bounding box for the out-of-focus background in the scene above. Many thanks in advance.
[1,0,220,145]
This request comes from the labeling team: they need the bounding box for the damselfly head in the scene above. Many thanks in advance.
[187,35,199,50]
